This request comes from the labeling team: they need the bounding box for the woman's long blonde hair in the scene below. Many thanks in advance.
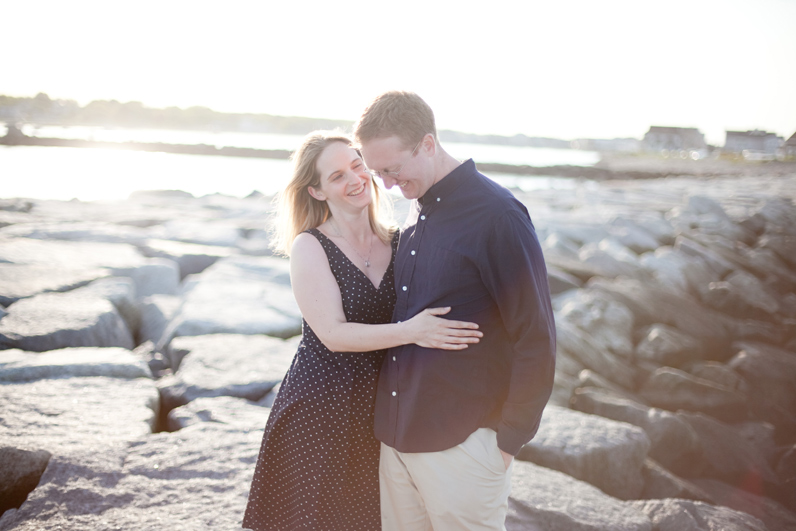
[271,130,394,256]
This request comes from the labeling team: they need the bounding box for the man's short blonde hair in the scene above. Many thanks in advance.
[354,91,437,150]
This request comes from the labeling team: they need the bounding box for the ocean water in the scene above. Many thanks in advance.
[1,126,598,201]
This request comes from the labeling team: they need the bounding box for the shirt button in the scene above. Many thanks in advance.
[436,197,441,202]
[410,250,416,256]
[420,215,426,220]
[392,356,396,361]
[392,391,397,397]
[402,286,407,291]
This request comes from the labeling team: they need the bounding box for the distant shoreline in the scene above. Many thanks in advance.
[3,129,794,182]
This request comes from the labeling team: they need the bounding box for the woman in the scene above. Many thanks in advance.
[242,131,481,530]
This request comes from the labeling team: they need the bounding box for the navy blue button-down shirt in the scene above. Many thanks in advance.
[374,159,556,456]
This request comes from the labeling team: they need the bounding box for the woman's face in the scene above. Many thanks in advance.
[310,142,373,211]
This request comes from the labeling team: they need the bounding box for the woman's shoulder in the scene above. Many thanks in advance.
[291,230,327,259]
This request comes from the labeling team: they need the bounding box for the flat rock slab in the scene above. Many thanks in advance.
[517,405,650,499]
[639,367,748,423]
[0,221,150,246]
[0,238,179,299]
[167,395,270,431]
[0,376,158,456]
[0,292,134,352]
[629,497,767,531]
[693,478,796,531]
[507,460,652,531]
[139,238,234,278]
[0,347,151,382]
[0,263,110,307]
[677,411,779,485]
[571,387,700,470]
[0,238,147,271]
[168,255,301,341]
[157,333,298,411]
[0,423,262,530]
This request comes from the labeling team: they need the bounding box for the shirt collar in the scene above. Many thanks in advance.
[418,159,476,206]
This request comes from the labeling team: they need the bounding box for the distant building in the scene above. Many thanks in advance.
[724,130,783,155]
[783,132,796,159]
[643,126,707,152]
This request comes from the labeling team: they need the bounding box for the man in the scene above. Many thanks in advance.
[354,91,556,530]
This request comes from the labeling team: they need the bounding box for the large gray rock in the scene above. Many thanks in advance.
[693,478,796,531]
[123,257,180,298]
[0,221,150,246]
[0,263,110,307]
[167,395,270,431]
[547,266,583,295]
[588,277,731,360]
[0,292,134,352]
[728,341,796,439]
[635,324,702,368]
[157,334,298,411]
[606,218,661,254]
[759,231,796,269]
[675,234,738,278]
[137,294,181,348]
[149,219,242,247]
[0,446,51,515]
[554,320,636,389]
[571,387,700,469]
[687,361,748,393]
[139,238,234,279]
[0,423,261,530]
[629,498,768,531]
[639,367,748,423]
[578,239,645,279]
[0,238,147,271]
[167,255,301,342]
[70,277,140,336]
[699,271,781,321]
[0,347,150,381]
[517,405,650,500]
[506,460,652,531]
[0,376,158,455]
[639,246,716,295]
[556,289,634,360]
[0,237,179,298]
[677,411,779,485]
[639,459,713,502]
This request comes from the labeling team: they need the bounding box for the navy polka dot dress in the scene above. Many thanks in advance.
[243,228,398,531]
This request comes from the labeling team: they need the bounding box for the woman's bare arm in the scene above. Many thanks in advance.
[290,233,481,352]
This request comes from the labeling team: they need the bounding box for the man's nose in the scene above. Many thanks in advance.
[381,175,397,189]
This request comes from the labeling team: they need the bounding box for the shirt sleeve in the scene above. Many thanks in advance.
[480,208,556,455]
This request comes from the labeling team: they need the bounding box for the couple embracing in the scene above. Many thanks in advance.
[243,91,556,530]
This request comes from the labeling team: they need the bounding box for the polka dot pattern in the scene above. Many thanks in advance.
[243,228,398,531]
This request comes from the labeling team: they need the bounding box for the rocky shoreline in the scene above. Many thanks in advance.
[1,169,796,530]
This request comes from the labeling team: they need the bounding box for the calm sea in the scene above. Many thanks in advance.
[1,126,599,201]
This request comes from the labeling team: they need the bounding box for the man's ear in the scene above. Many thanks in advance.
[421,133,436,156]
[307,186,326,201]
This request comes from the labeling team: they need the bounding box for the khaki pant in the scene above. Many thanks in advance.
[380,428,513,531]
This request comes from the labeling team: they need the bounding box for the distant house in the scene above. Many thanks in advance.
[782,132,796,159]
[643,126,707,153]
[724,130,783,155]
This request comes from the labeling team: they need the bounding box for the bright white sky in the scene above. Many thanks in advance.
[3,0,795,145]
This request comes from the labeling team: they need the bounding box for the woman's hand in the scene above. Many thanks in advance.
[404,307,482,350]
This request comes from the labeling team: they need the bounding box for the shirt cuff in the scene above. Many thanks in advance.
[496,423,538,456]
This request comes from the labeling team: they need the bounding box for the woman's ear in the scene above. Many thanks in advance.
[307,186,326,201]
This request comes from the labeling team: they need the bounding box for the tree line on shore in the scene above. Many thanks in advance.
[0,93,572,149]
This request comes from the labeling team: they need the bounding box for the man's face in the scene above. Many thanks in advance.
[360,135,433,200]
